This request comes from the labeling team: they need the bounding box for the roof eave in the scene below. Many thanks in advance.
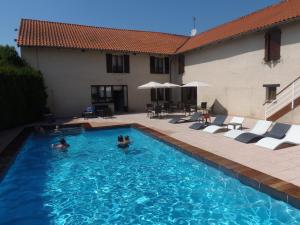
[176,16,300,54]
[17,44,176,55]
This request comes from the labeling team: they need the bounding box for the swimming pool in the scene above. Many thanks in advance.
[0,127,300,224]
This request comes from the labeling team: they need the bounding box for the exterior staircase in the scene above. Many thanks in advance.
[264,76,300,121]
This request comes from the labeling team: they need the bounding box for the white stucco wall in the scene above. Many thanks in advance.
[183,21,300,120]
[21,48,170,117]
[21,20,300,121]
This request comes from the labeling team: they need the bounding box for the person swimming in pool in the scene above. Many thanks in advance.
[124,135,131,145]
[117,135,131,148]
[52,138,70,150]
[53,125,62,134]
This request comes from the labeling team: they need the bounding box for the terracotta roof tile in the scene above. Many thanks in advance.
[17,19,188,54]
[17,0,300,54]
[177,0,300,53]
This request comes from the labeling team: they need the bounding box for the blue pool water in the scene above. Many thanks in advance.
[0,127,300,225]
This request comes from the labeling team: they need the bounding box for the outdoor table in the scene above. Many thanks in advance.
[227,122,242,130]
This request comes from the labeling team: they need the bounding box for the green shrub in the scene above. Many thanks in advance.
[0,45,47,130]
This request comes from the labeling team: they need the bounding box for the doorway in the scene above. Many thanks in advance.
[113,85,128,112]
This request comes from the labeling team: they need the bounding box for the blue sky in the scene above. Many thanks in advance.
[1,0,279,49]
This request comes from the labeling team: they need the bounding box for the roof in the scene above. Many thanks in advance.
[17,19,188,55]
[17,0,300,55]
[177,0,300,53]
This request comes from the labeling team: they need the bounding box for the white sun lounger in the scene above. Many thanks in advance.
[255,125,300,150]
[203,116,244,134]
[224,120,272,139]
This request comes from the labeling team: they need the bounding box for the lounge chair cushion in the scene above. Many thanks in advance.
[189,122,207,130]
[235,132,264,143]
[235,122,291,144]
[264,123,291,139]
[212,115,227,126]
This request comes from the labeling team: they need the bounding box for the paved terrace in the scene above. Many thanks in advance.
[66,113,300,187]
[1,113,300,187]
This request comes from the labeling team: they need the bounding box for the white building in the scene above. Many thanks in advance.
[18,0,300,123]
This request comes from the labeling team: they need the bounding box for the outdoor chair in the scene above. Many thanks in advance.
[103,107,113,118]
[224,120,272,139]
[150,105,162,119]
[82,106,95,119]
[255,125,300,150]
[235,122,290,144]
[184,104,192,116]
[200,102,207,110]
[200,102,208,113]
[189,114,226,130]
[146,103,154,117]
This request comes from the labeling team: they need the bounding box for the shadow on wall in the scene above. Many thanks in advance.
[211,99,228,115]
[264,59,280,69]
[186,22,300,67]
[185,32,264,66]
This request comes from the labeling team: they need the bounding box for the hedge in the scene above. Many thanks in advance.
[0,45,47,130]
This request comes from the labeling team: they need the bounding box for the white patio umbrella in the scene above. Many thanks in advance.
[138,81,164,104]
[162,82,181,88]
[181,81,210,87]
[138,81,164,89]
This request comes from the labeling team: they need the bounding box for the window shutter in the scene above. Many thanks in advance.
[178,55,185,74]
[264,32,270,62]
[270,29,281,61]
[150,56,155,73]
[124,55,130,73]
[164,57,169,74]
[106,54,112,73]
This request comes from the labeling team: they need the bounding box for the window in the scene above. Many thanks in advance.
[178,54,185,74]
[263,84,280,102]
[264,28,281,62]
[106,54,130,73]
[91,85,113,103]
[150,88,169,101]
[150,56,169,74]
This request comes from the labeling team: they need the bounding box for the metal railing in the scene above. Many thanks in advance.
[264,76,300,120]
